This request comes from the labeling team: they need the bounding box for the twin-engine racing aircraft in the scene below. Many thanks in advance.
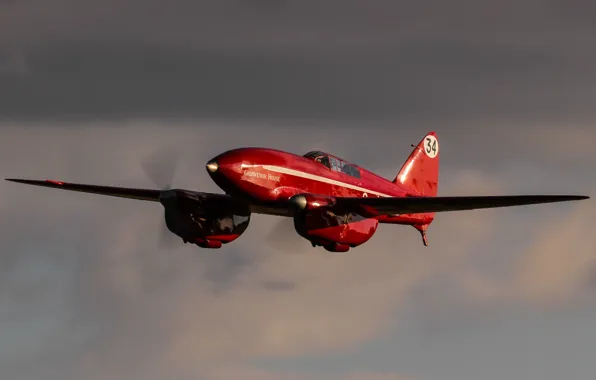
[6,132,589,252]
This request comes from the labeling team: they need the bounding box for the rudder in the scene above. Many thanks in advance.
[394,132,440,196]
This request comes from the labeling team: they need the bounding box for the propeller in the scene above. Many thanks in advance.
[265,217,310,254]
[141,148,180,190]
[140,148,184,249]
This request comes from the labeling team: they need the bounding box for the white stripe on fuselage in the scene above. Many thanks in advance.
[241,164,392,198]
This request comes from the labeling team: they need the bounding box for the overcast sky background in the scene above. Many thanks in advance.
[1,1,595,379]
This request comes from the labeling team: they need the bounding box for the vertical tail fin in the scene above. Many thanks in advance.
[394,132,440,196]
[394,132,440,246]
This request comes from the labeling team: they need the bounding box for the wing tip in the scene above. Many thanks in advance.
[5,178,65,186]
[5,178,30,184]
[565,195,590,201]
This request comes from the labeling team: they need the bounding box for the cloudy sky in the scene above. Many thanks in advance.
[1,1,595,379]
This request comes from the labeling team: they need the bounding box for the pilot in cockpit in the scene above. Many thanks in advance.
[315,156,331,169]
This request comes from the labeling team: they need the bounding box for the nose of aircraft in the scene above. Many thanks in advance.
[206,161,218,173]
[205,149,245,178]
[205,148,281,196]
[205,149,250,194]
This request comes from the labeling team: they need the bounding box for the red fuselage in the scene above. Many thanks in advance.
[206,147,433,226]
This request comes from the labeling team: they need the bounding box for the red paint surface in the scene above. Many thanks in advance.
[207,133,440,249]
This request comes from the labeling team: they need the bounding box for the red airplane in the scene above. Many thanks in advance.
[5,132,589,252]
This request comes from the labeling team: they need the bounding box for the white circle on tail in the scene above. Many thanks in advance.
[423,135,439,158]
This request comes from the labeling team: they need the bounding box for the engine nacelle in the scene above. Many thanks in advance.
[293,207,378,252]
[160,190,251,248]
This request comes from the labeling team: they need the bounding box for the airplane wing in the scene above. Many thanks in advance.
[6,179,589,215]
[334,194,589,216]
[5,178,164,202]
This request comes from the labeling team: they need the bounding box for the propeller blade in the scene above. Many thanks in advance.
[140,150,184,250]
[141,148,180,190]
[266,217,310,254]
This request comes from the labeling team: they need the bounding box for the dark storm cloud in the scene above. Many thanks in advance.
[2,0,595,51]
[1,0,595,122]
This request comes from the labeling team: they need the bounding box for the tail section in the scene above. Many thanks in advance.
[393,132,440,246]
[394,132,440,197]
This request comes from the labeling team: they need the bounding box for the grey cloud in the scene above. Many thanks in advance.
[0,1,595,122]
[205,367,413,380]
[261,280,296,292]
[1,42,595,123]
[202,250,255,293]
[396,199,596,337]
[1,1,595,52]
[0,53,29,77]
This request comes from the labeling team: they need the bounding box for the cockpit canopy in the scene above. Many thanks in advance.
[303,151,361,179]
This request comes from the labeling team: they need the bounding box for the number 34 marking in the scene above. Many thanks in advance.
[424,135,439,158]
